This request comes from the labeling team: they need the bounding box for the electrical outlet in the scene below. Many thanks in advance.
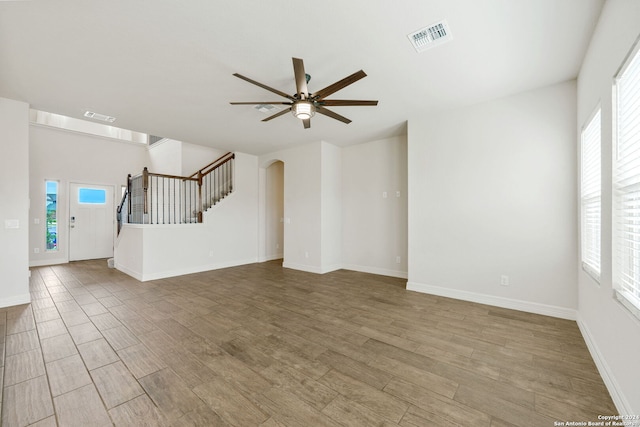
[396,256,401,264]
[500,275,509,286]
[209,251,214,257]
[276,243,279,249]
[382,191,388,198]
[305,251,309,259]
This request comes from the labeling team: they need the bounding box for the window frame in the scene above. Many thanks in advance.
[580,105,602,282]
[45,180,59,252]
[612,35,640,320]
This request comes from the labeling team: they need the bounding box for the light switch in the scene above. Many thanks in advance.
[5,219,19,229]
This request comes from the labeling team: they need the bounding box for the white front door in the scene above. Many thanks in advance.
[69,183,114,261]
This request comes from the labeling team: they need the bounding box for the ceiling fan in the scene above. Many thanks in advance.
[230,57,378,129]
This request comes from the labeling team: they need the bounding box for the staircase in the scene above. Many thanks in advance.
[117,152,235,233]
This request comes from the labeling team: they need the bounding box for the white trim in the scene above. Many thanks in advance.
[260,253,283,262]
[136,257,259,282]
[275,262,409,278]
[615,289,640,322]
[406,281,577,320]
[0,293,31,308]
[341,264,408,279]
[577,315,632,414]
[29,257,69,267]
[114,262,143,281]
[320,264,342,274]
[282,262,324,274]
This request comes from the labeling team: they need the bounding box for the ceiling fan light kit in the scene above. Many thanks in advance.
[230,57,378,129]
[291,101,315,120]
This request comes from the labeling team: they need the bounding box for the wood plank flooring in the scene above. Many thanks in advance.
[0,260,615,426]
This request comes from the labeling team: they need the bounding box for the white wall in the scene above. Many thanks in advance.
[181,141,227,176]
[407,81,578,319]
[341,135,408,278]
[259,138,408,276]
[260,142,323,273]
[148,138,228,176]
[321,141,342,272]
[0,97,30,307]
[29,124,149,266]
[265,161,284,261]
[576,0,640,414]
[148,139,182,175]
[115,152,259,280]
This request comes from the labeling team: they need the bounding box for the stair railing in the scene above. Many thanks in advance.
[116,174,131,235]
[118,152,235,230]
[193,152,235,213]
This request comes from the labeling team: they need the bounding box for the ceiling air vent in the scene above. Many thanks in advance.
[84,110,116,123]
[254,104,280,114]
[408,20,452,53]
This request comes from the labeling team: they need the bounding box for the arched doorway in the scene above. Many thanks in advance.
[265,160,284,262]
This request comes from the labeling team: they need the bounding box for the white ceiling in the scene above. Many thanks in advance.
[0,1,603,155]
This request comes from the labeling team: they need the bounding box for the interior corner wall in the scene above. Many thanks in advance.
[264,161,284,261]
[341,135,408,278]
[148,138,182,175]
[407,81,578,319]
[180,142,227,176]
[29,125,149,266]
[0,97,30,307]
[575,0,640,414]
[320,141,342,273]
[260,142,323,273]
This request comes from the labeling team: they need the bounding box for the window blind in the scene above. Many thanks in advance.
[614,40,640,317]
[581,108,601,279]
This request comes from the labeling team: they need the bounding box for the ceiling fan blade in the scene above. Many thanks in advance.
[292,58,309,99]
[261,107,292,122]
[313,70,367,100]
[316,106,351,124]
[319,100,378,106]
[302,118,311,129]
[232,73,294,100]
[230,101,292,105]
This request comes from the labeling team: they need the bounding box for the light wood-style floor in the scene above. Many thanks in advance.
[0,260,615,426]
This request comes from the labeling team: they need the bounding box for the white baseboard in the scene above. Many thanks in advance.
[0,293,31,308]
[139,257,259,281]
[342,264,408,279]
[114,263,143,281]
[259,253,283,262]
[320,263,343,274]
[406,281,577,320]
[282,262,324,274]
[283,262,408,278]
[577,315,632,414]
[29,257,68,267]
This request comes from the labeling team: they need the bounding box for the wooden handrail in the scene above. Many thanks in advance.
[189,152,234,178]
[147,171,199,181]
[201,154,234,177]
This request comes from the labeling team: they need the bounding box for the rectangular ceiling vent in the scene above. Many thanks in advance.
[254,104,280,114]
[408,20,452,53]
[84,110,116,123]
